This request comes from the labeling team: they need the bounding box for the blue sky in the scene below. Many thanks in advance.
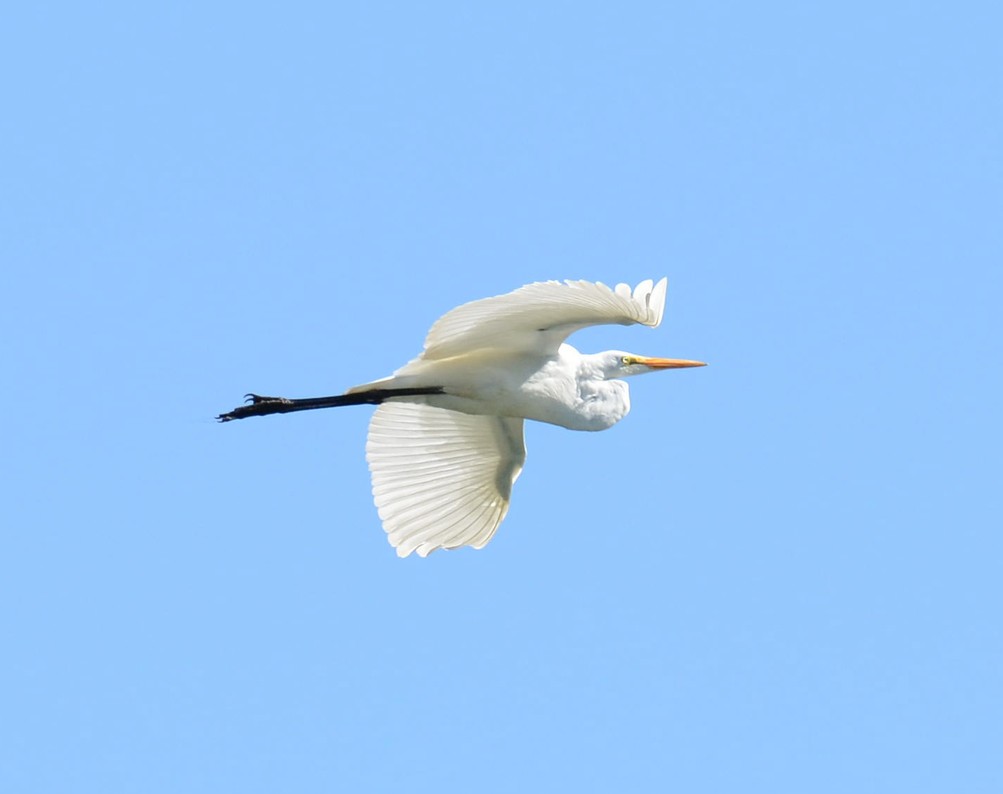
[2,2,1001,791]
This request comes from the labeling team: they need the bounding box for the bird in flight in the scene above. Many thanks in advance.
[218,278,705,557]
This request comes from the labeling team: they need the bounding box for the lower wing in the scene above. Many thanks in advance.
[365,401,526,557]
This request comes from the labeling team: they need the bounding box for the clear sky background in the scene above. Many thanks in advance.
[2,2,1001,792]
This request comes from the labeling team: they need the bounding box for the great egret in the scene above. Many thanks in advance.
[218,278,705,557]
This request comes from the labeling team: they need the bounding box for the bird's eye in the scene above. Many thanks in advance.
[622,355,632,365]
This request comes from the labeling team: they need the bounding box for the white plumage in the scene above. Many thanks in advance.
[351,277,702,557]
[420,278,667,359]
[219,277,704,557]
[367,403,525,558]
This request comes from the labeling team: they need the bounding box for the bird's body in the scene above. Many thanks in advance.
[351,344,632,431]
[219,278,704,557]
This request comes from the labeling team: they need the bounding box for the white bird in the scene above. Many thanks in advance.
[219,278,705,557]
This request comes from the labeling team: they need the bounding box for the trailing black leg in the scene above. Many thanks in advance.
[216,387,446,422]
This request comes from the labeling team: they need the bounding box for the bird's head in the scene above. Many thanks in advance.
[601,350,707,378]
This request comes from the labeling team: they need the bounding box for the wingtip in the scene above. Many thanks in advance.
[632,279,654,301]
[648,277,668,327]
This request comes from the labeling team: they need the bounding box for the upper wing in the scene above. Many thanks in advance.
[365,401,526,557]
[420,278,668,360]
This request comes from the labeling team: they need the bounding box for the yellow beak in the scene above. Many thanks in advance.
[636,356,707,369]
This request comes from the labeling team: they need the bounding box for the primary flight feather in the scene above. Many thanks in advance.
[218,278,705,557]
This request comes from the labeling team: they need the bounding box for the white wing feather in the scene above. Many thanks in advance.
[421,278,668,359]
[366,402,526,557]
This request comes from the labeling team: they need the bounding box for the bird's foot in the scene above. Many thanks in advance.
[243,393,287,405]
[217,394,293,422]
